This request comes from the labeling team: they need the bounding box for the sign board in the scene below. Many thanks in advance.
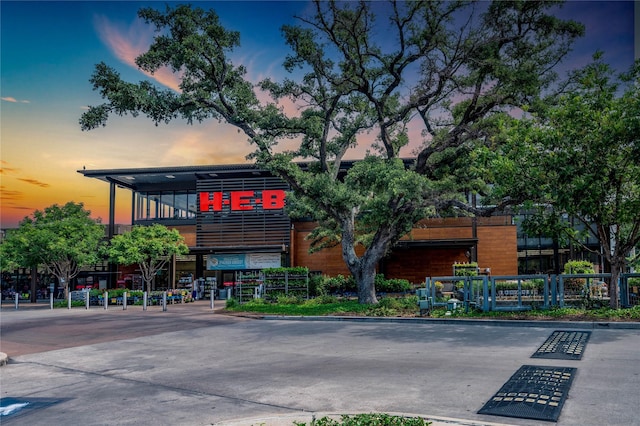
[200,190,285,213]
[206,253,281,270]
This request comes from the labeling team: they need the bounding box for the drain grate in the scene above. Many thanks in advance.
[532,330,591,360]
[478,365,576,422]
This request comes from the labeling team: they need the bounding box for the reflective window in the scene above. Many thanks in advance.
[135,191,197,221]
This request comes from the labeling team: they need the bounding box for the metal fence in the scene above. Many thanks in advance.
[423,273,640,312]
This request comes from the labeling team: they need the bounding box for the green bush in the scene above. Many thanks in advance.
[323,274,357,294]
[375,274,412,293]
[309,274,328,296]
[563,260,596,292]
[276,294,304,305]
[563,260,595,274]
[295,413,431,426]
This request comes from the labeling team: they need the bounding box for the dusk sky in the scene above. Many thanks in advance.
[1,1,637,228]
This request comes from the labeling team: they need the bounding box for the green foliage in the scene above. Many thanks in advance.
[453,263,479,276]
[276,294,304,305]
[263,267,309,276]
[225,298,239,309]
[495,57,640,308]
[563,260,595,275]
[106,224,188,293]
[81,2,585,305]
[89,289,144,298]
[0,202,105,294]
[298,413,430,426]
[374,274,412,293]
[309,274,328,296]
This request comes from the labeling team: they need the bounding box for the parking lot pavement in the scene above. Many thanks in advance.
[1,303,639,426]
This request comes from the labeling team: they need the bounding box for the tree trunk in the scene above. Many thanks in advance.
[30,265,38,303]
[348,257,379,304]
[340,216,392,304]
[608,259,624,310]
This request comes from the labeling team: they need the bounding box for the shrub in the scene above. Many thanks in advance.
[375,274,412,293]
[309,274,328,296]
[295,413,431,426]
[563,260,596,292]
[276,294,303,305]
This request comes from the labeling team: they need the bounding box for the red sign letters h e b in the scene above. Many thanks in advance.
[199,189,285,213]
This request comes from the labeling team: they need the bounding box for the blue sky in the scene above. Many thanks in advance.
[1,1,637,228]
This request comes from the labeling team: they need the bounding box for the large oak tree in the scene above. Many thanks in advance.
[81,1,583,303]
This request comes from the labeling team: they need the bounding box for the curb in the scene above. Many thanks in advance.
[260,315,640,329]
[213,412,519,426]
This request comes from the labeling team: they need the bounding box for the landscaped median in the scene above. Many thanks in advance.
[223,294,640,322]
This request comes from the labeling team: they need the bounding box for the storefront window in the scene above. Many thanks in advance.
[134,191,196,221]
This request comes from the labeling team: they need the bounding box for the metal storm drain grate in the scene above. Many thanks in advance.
[478,365,577,422]
[532,330,592,360]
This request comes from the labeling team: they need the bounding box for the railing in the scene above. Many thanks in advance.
[423,273,640,312]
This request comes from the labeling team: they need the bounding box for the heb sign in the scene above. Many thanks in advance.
[199,189,285,213]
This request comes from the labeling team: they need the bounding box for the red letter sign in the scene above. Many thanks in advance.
[200,192,223,212]
[231,191,254,211]
[262,190,285,209]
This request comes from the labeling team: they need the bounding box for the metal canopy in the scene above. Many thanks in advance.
[77,164,271,191]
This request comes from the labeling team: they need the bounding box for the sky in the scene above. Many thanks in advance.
[1,1,637,229]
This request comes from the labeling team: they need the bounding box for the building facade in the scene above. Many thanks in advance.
[80,163,518,289]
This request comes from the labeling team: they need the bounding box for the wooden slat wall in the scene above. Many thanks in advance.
[292,217,517,280]
[477,225,518,276]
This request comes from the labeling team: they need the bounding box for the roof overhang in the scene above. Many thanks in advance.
[394,238,478,249]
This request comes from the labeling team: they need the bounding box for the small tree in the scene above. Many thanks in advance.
[106,224,189,294]
[0,202,106,299]
[494,57,640,308]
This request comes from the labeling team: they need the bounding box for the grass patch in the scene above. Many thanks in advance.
[294,413,431,425]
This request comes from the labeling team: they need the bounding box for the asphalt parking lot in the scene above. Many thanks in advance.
[1,301,639,426]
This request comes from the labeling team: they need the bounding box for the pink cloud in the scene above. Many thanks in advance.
[2,97,29,103]
[93,14,182,92]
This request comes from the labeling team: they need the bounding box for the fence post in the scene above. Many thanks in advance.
[543,276,549,309]
[620,275,629,307]
[482,277,489,312]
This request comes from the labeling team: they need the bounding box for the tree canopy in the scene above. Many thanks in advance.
[492,56,640,308]
[81,1,584,303]
[106,224,189,293]
[0,202,105,297]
